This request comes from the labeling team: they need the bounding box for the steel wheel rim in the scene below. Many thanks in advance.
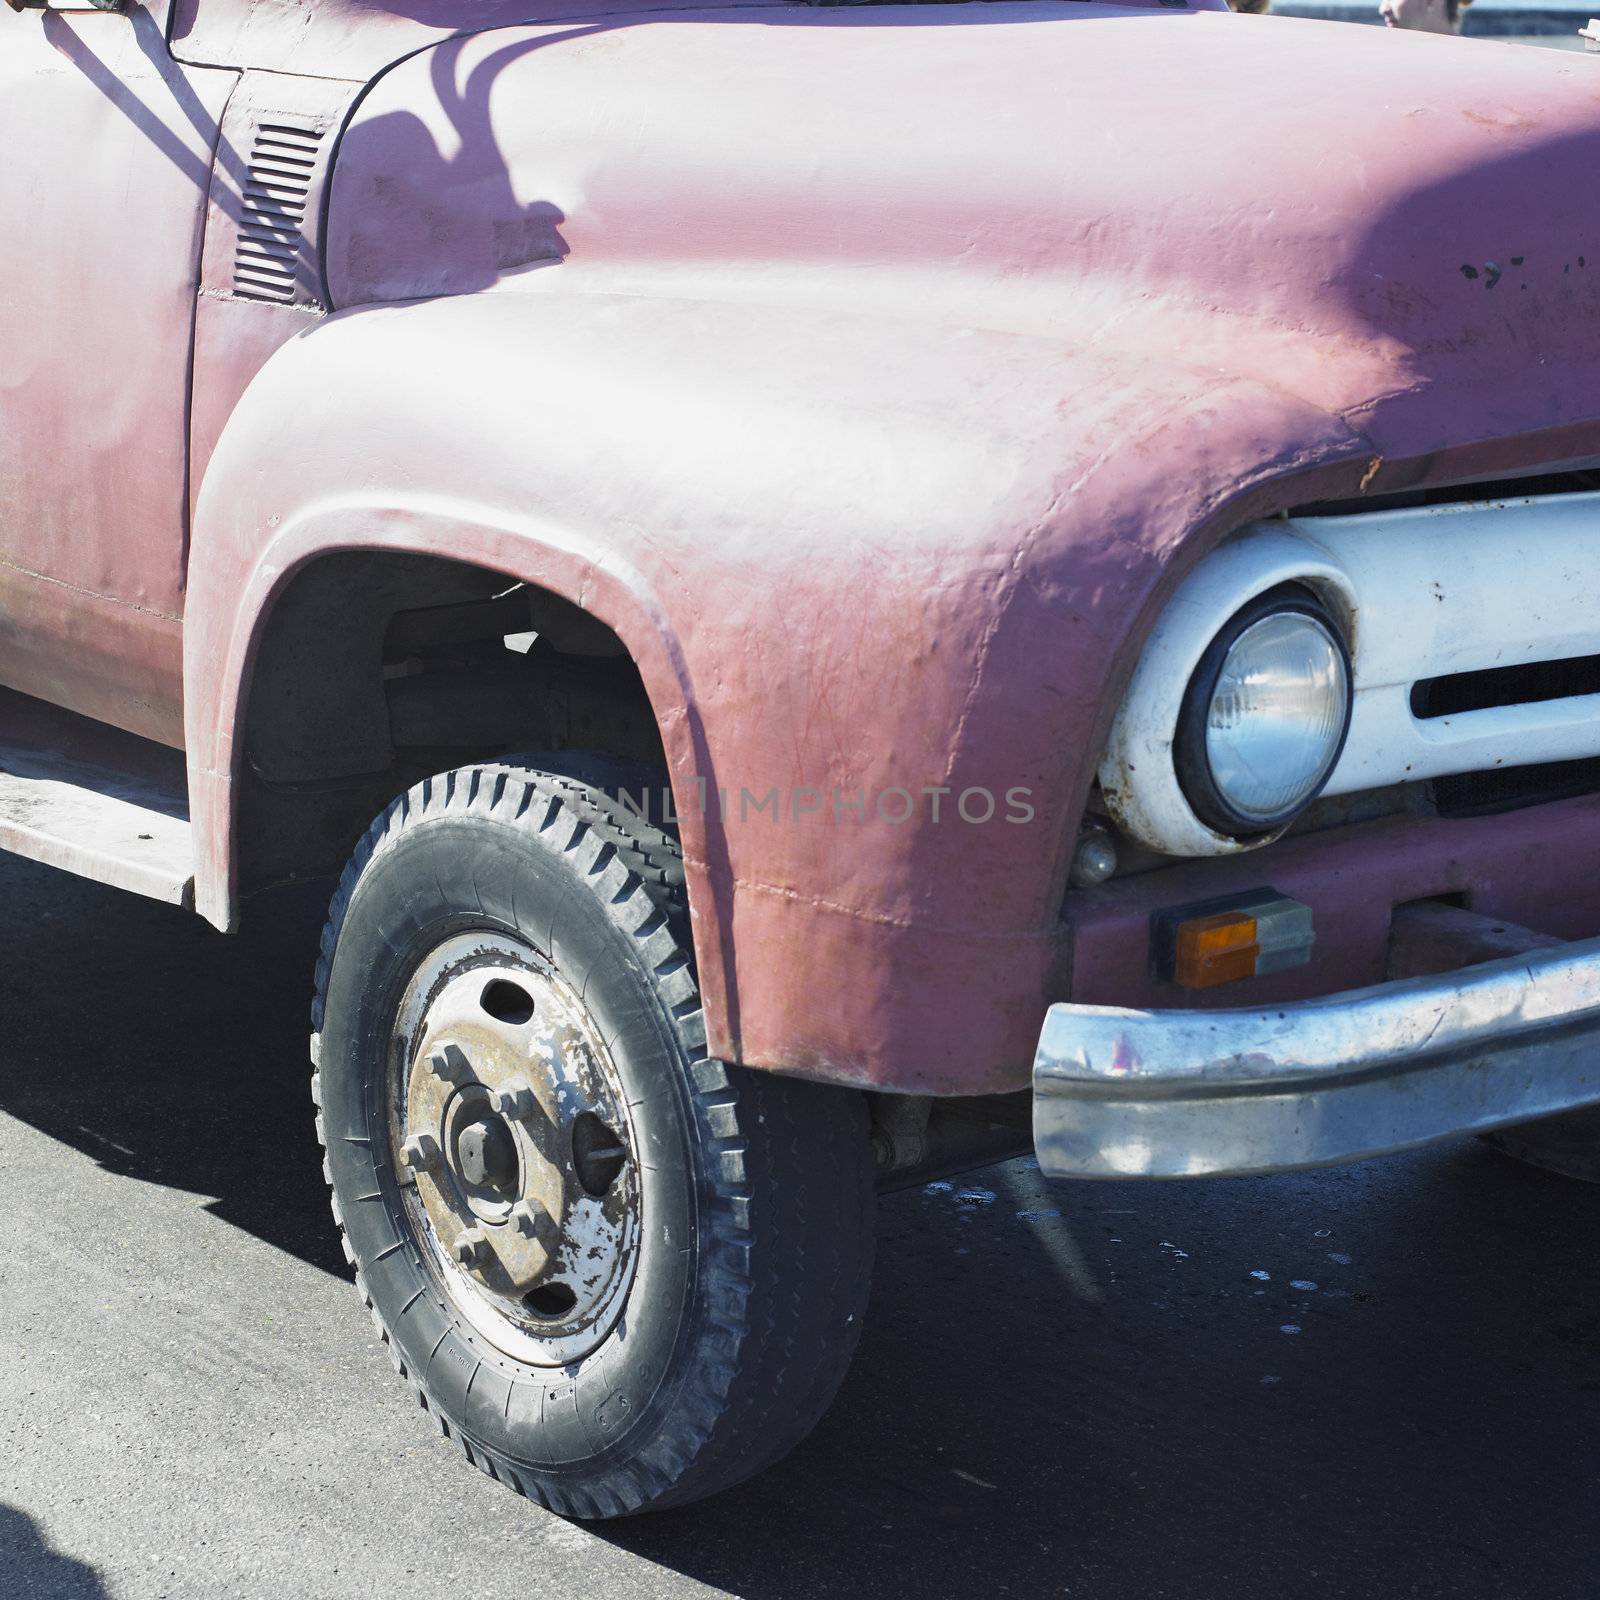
[388,932,642,1367]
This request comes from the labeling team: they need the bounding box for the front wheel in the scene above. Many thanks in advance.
[312,760,875,1516]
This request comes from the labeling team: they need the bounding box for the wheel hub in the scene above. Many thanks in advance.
[391,939,641,1364]
[453,1108,519,1195]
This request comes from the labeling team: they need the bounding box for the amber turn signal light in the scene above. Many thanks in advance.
[1173,912,1260,988]
[1152,889,1314,990]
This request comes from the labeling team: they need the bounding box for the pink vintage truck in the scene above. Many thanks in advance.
[5,0,1600,1518]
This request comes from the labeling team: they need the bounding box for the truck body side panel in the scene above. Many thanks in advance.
[0,2,233,747]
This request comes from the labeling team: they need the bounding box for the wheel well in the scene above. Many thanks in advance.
[236,550,667,894]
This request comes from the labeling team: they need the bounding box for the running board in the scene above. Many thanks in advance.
[0,686,194,908]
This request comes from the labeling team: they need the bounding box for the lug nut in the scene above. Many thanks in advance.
[492,1079,538,1121]
[401,1133,442,1173]
[452,1229,492,1269]
[509,1199,554,1242]
[428,1044,472,1085]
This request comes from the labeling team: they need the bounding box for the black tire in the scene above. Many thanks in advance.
[311,758,875,1516]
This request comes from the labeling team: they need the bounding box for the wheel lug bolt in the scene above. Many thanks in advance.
[509,1198,555,1243]
[428,1044,472,1085]
[492,1079,537,1121]
[401,1133,442,1173]
[452,1229,492,1269]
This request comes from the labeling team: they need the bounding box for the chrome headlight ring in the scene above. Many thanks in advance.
[1173,586,1353,838]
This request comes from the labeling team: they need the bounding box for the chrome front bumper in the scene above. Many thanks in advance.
[1033,936,1600,1179]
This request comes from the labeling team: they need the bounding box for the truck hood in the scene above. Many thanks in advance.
[327,1,1600,435]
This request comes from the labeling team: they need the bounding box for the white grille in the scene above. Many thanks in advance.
[1101,490,1600,855]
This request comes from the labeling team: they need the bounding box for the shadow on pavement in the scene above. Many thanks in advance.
[4,854,1600,1597]
[0,856,346,1278]
[596,1137,1600,1599]
[0,1506,111,1599]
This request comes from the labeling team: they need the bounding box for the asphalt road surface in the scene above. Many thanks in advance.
[3,852,1600,1600]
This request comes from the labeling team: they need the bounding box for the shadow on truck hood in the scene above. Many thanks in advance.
[326,1,1600,435]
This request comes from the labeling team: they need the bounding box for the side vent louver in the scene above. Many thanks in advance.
[233,122,325,305]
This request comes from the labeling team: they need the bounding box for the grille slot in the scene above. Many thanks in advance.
[1411,653,1600,720]
[232,122,324,305]
[1431,757,1600,818]
[1415,653,1600,815]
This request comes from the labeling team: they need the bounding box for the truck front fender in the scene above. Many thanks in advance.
[182,288,1443,1093]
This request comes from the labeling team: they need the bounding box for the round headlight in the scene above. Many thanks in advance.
[1175,591,1351,836]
